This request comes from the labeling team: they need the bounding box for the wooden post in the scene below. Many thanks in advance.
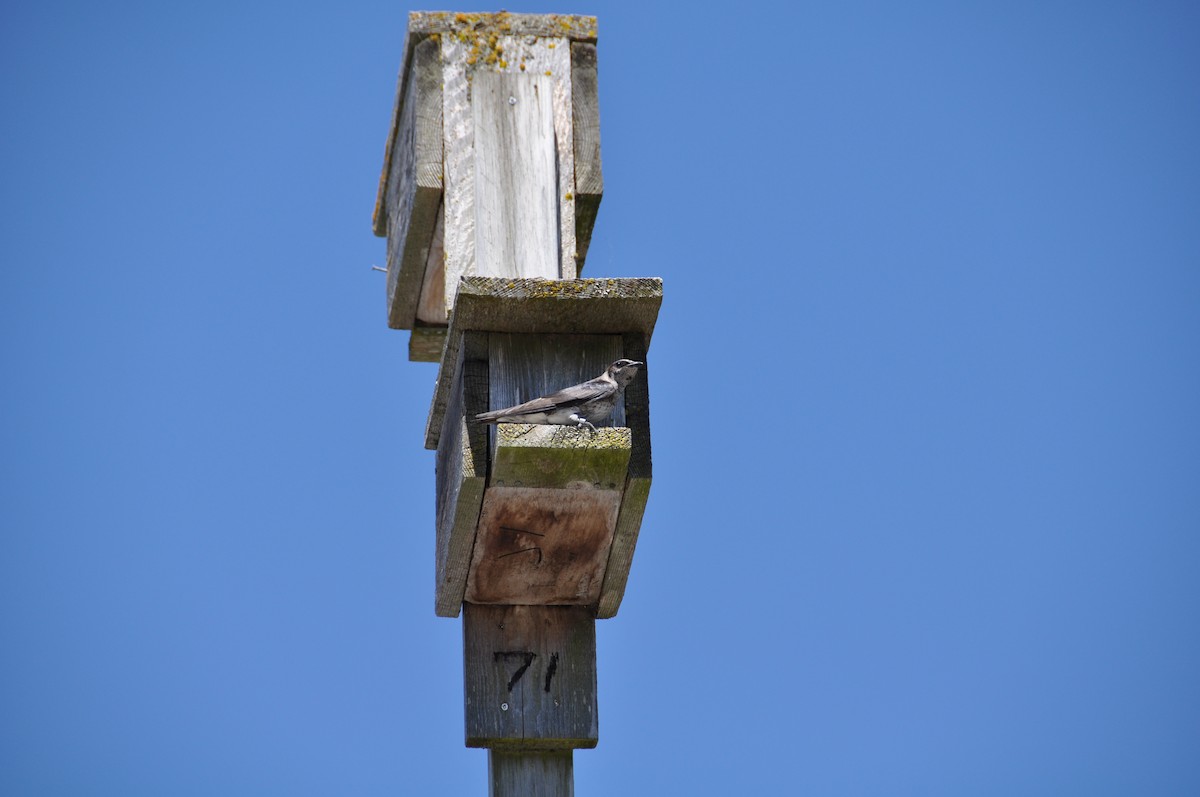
[374,12,661,794]
[489,750,574,797]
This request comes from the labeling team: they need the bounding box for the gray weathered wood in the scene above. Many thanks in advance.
[489,750,573,797]
[544,37,578,281]
[441,35,577,324]
[482,36,576,281]
[425,278,662,450]
[382,35,443,330]
[434,332,490,618]
[414,201,446,327]
[440,33,477,322]
[570,42,603,272]
[464,603,598,749]
[473,71,560,280]
[597,333,653,618]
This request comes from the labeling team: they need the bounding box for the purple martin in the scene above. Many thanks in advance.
[474,359,643,432]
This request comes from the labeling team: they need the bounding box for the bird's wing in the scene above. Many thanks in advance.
[482,377,614,418]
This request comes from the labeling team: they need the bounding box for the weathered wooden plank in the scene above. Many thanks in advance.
[570,42,602,272]
[383,35,443,330]
[425,278,662,450]
[486,35,575,280]
[440,33,477,323]
[434,332,489,618]
[597,333,653,618]
[545,38,578,281]
[455,277,662,334]
[407,11,597,42]
[473,71,560,280]
[489,750,573,797]
[414,201,446,327]
[465,486,621,606]
[464,603,598,749]
[441,36,577,324]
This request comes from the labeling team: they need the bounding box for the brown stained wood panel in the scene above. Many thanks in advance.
[465,487,620,606]
[464,603,598,749]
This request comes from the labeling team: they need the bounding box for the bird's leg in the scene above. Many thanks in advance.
[570,413,598,433]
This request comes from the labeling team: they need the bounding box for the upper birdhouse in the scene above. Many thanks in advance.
[373,12,606,361]
[375,12,661,620]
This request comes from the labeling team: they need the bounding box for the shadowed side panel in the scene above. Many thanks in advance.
[385,35,443,330]
[435,332,490,617]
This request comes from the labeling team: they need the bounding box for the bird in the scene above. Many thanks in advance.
[474,359,644,432]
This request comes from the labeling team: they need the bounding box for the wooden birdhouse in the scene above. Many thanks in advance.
[373,12,660,791]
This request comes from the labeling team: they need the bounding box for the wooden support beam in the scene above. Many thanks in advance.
[464,603,598,750]
[488,750,573,797]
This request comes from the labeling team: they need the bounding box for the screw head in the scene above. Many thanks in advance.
[508,96,517,105]
[501,702,509,711]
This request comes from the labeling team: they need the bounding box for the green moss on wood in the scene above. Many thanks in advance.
[493,425,631,489]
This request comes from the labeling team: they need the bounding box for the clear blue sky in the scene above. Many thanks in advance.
[3,1,1198,794]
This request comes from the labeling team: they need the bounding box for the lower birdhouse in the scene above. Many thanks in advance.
[430,277,660,619]
[466,425,630,605]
